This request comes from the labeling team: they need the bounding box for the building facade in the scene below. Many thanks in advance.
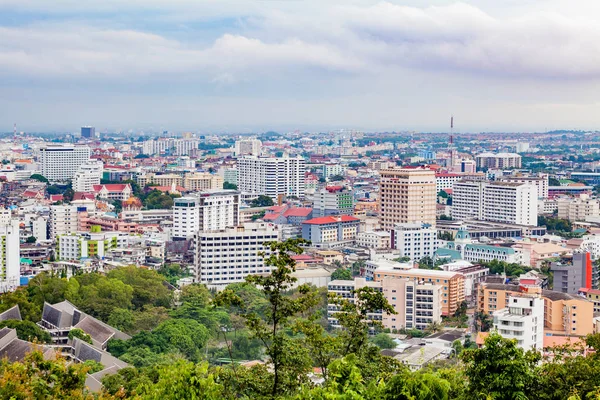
[72,161,103,193]
[475,152,522,169]
[237,155,305,200]
[302,216,360,248]
[391,222,440,262]
[313,186,354,217]
[493,294,544,350]
[39,145,91,181]
[379,167,437,231]
[0,220,20,293]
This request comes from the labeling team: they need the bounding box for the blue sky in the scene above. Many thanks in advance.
[1,0,600,133]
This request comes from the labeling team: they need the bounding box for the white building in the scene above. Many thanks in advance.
[557,195,600,221]
[142,138,199,156]
[435,173,463,192]
[73,161,103,192]
[234,139,262,156]
[452,181,537,226]
[172,190,240,239]
[493,294,544,351]
[392,222,440,262]
[220,168,238,186]
[476,152,522,169]
[237,155,305,201]
[323,163,346,180]
[193,222,280,289]
[0,220,21,293]
[49,201,96,240]
[38,145,91,181]
[327,277,442,331]
[497,174,549,199]
[356,231,391,249]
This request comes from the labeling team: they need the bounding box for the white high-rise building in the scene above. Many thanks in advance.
[452,181,537,226]
[497,174,549,199]
[234,139,262,157]
[392,222,440,262]
[475,152,522,169]
[172,190,240,239]
[237,155,305,201]
[493,294,544,350]
[142,138,199,156]
[49,201,96,240]
[73,161,104,192]
[38,145,91,181]
[0,220,21,293]
[193,222,280,289]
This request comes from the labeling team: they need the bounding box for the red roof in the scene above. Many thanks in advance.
[519,279,538,285]
[436,173,461,178]
[263,213,281,221]
[73,192,95,200]
[325,186,344,192]
[23,190,42,198]
[92,184,130,192]
[303,216,359,225]
[268,205,287,213]
[283,207,312,218]
[50,194,64,202]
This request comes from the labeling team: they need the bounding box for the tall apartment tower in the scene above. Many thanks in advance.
[73,161,103,192]
[237,155,305,201]
[379,167,437,231]
[234,139,262,156]
[38,145,92,181]
[0,220,21,293]
[172,190,240,240]
[81,126,96,138]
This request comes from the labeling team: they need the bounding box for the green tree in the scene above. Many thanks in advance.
[76,276,134,321]
[461,332,541,399]
[0,320,52,343]
[25,236,37,244]
[223,182,238,190]
[0,288,41,322]
[331,268,352,280]
[107,266,171,309]
[29,174,49,183]
[215,238,318,397]
[250,195,274,207]
[329,174,345,182]
[68,328,93,344]
[371,332,397,349]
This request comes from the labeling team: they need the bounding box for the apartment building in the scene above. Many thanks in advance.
[142,138,199,156]
[313,186,354,217]
[493,294,544,350]
[497,174,549,199]
[302,215,360,249]
[323,163,346,180]
[452,181,537,226]
[193,222,280,289]
[373,265,465,316]
[234,138,262,156]
[38,144,91,181]
[356,231,391,249]
[391,222,440,262]
[475,152,522,169]
[551,252,598,295]
[557,195,600,221]
[435,173,462,192]
[379,167,437,231]
[327,277,442,331]
[184,173,223,191]
[49,201,96,240]
[237,155,306,200]
[0,220,21,293]
[478,283,594,336]
[172,190,240,239]
[56,230,122,261]
[72,161,103,193]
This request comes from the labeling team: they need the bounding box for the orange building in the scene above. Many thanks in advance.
[478,283,594,336]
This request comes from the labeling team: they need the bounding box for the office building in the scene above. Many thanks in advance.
[72,161,103,193]
[493,294,544,350]
[551,252,598,295]
[391,222,440,262]
[557,195,600,221]
[184,173,223,191]
[379,167,437,231]
[234,138,262,156]
[81,126,96,139]
[237,155,305,201]
[327,277,442,331]
[475,152,522,169]
[0,221,21,293]
[313,186,354,217]
[172,190,240,239]
[193,222,280,289]
[435,173,463,192]
[39,145,91,181]
[373,265,465,316]
[478,283,594,336]
[452,181,537,226]
[302,215,360,248]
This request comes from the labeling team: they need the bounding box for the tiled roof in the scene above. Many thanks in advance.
[283,208,312,217]
[303,216,359,225]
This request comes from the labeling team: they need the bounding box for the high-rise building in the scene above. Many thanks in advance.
[379,167,437,231]
[193,222,279,289]
[237,155,305,201]
[49,201,96,240]
[493,294,544,350]
[72,161,103,193]
[391,222,440,262]
[475,152,522,169]
[81,126,96,139]
[313,186,354,217]
[452,181,537,226]
[234,139,262,157]
[551,252,598,295]
[141,138,200,156]
[172,190,240,240]
[0,220,21,293]
[38,145,92,182]
[328,277,442,331]
[497,174,549,199]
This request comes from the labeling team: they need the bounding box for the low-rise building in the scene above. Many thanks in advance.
[302,215,360,249]
[493,294,544,350]
[392,222,440,262]
[356,231,391,249]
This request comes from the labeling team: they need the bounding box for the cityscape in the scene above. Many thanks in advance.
[2,0,600,399]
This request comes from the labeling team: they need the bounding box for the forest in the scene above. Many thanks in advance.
[1,239,600,399]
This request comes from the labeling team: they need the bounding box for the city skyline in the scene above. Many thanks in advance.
[2,0,600,132]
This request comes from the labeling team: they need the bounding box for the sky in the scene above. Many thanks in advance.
[2,0,600,133]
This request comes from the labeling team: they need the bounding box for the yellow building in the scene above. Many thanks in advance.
[183,172,223,191]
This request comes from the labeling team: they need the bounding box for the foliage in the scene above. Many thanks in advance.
[68,328,93,344]
[82,360,104,374]
[30,173,49,183]
[329,174,345,182]
[480,259,531,278]
[251,210,266,221]
[0,288,41,322]
[143,189,180,210]
[107,266,171,309]
[538,215,572,233]
[25,236,37,243]
[250,195,275,207]
[331,267,352,281]
[158,263,190,286]
[0,320,52,343]
[223,182,238,190]
[370,333,397,349]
